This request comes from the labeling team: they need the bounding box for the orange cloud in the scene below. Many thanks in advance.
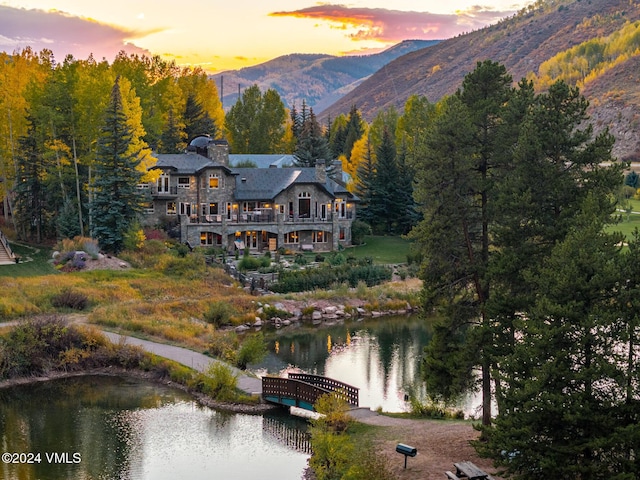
[270,4,514,43]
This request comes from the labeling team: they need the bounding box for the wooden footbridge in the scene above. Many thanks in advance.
[262,373,359,411]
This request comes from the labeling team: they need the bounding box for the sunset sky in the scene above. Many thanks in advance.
[1,1,534,72]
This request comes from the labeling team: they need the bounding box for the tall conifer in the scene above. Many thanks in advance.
[90,77,144,253]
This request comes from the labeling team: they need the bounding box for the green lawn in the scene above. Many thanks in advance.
[0,243,57,277]
[346,235,411,264]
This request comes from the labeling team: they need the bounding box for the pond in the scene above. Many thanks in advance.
[254,314,481,416]
[0,376,310,480]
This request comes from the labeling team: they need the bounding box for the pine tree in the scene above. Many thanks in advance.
[394,143,419,234]
[294,108,331,167]
[412,61,513,425]
[368,128,398,234]
[159,107,186,153]
[90,77,144,253]
[354,135,375,225]
[13,116,50,243]
[184,92,215,141]
[354,135,375,223]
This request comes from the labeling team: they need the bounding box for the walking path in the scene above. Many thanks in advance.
[100,331,264,395]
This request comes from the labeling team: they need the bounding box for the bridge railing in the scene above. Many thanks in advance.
[289,373,359,407]
[262,374,359,410]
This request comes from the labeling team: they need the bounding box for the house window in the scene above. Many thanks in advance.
[157,174,170,193]
[200,232,221,246]
[166,201,176,215]
[242,201,257,212]
[335,198,346,218]
[246,231,257,248]
[312,231,326,243]
[298,192,311,218]
[179,202,194,216]
[209,174,219,189]
[339,227,346,240]
[286,231,299,244]
[201,203,218,215]
[143,202,154,214]
[177,177,191,189]
[321,204,327,220]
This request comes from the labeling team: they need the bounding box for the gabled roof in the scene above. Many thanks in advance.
[232,168,301,200]
[151,153,231,174]
[232,167,357,201]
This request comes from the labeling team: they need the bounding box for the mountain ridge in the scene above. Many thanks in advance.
[210,40,439,111]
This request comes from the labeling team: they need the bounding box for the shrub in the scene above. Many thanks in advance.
[236,332,267,370]
[261,304,291,320]
[350,220,371,246]
[123,223,146,251]
[51,289,89,310]
[200,362,238,401]
[203,301,236,327]
[238,255,268,271]
[208,330,239,363]
[314,392,352,433]
[0,316,81,377]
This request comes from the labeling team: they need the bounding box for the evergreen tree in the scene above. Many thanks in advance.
[13,116,51,243]
[354,135,375,225]
[343,105,365,160]
[624,170,639,189]
[294,108,331,167]
[90,77,145,253]
[184,92,215,141]
[159,107,186,153]
[394,143,419,234]
[57,198,82,239]
[413,61,513,425]
[368,128,398,234]
[479,201,631,479]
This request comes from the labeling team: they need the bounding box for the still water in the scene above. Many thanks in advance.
[0,376,310,480]
[255,314,481,416]
[255,314,430,412]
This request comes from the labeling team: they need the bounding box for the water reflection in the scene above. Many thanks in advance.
[255,315,433,412]
[0,376,310,480]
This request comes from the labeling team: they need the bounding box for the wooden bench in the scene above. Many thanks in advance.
[301,244,314,251]
[445,471,462,480]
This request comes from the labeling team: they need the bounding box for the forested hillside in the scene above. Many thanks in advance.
[321,0,640,161]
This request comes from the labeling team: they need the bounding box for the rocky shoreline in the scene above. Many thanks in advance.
[235,298,419,332]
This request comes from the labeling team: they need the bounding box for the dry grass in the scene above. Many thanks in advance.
[0,265,258,350]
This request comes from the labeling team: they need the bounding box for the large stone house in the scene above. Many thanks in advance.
[142,137,357,252]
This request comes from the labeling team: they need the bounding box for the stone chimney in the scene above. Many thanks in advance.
[207,140,229,166]
[331,159,343,181]
[315,159,326,183]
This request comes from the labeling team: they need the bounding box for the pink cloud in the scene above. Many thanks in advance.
[0,6,152,61]
[270,4,515,43]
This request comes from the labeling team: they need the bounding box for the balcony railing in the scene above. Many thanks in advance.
[186,211,353,225]
[150,186,178,196]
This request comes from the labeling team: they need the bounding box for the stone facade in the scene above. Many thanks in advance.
[142,139,357,253]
